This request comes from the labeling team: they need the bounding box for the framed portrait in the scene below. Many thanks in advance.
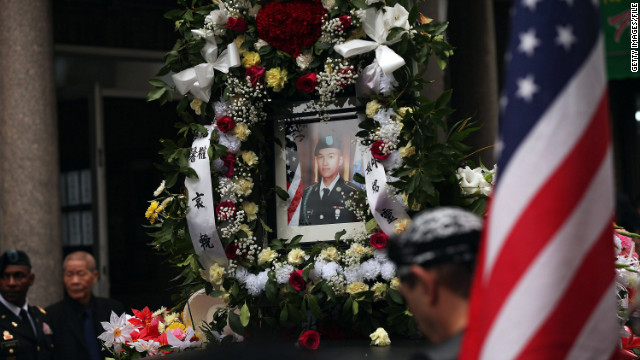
[275,98,367,242]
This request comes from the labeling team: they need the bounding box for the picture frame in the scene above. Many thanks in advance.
[274,98,367,242]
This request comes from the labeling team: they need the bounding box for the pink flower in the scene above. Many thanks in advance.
[618,232,638,258]
[371,140,390,161]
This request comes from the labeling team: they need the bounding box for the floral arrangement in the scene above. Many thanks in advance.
[98,307,202,359]
[145,0,485,347]
[615,228,640,359]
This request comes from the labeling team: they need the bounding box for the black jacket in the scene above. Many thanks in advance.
[46,295,124,360]
[299,176,362,225]
[0,302,55,360]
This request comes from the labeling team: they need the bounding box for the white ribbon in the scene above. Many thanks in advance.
[185,125,227,269]
[172,39,241,103]
[356,59,398,97]
[363,150,410,236]
[334,7,406,75]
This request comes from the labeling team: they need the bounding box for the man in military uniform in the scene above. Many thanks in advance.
[0,250,55,360]
[299,135,362,225]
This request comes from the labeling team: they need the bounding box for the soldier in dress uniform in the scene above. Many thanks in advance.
[299,135,363,225]
[0,250,55,360]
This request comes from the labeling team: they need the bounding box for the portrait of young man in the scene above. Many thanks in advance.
[298,134,363,226]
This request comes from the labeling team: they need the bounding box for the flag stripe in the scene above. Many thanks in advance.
[287,163,302,224]
[486,37,607,272]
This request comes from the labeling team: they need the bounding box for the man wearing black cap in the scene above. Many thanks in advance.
[388,207,482,360]
[299,134,362,225]
[0,249,56,360]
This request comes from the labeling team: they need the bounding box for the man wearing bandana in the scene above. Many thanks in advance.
[388,207,482,360]
[0,250,56,360]
[299,135,362,226]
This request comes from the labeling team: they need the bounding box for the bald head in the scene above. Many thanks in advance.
[63,251,96,272]
[63,251,98,307]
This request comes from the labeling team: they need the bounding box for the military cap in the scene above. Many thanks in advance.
[0,250,31,273]
[314,135,342,155]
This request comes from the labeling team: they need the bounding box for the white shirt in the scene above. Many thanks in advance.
[319,175,340,199]
[0,293,36,335]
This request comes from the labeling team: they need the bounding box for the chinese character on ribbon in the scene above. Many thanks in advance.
[380,208,398,224]
[198,146,207,160]
[371,179,380,193]
[199,233,214,250]
[189,147,197,163]
[192,192,205,209]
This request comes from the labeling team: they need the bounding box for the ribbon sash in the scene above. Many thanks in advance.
[363,150,410,235]
[185,125,227,269]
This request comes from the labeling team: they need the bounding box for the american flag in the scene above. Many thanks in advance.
[285,126,303,225]
[460,0,618,359]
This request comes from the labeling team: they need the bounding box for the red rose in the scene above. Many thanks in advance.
[221,152,235,178]
[216,115,236,133]
[225,242,239,259]
[298,330,320,350]
[369,232,389,249]
[227,17,247,32]
[216,200,236,220]
[338,15,352,31]
[371,140,390,160]
[288,269,306,291]
[245,66,265,87]
[296,73,318,93]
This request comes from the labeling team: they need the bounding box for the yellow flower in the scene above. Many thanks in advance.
[366,100,381,118]
[287,248,307,265]
[190,98,203,115]
[390,277,401,290]
[145,201,159,218]
[160,197,173,209]
[240,151,259,166]
[242,51,261,68]
[233,35,246,55]
[397,107,413,118]
[402,193,421,211]
[371,282,387,300]
[167,322,186,332]
[238,224,253,237]
[346,282,369,295]
[158,321,166,334]
[265,67,288,92]
[234,177,254,196]
[163,312,180,326]
[369,327,391,346]
[398,143,416,158]
[209,263,225,285]
[258,247,277,266]
[233,123,251,141]
[349,243,372,257]
[394,219,411,234]
[319,247,340,262]
[241,201,259,221]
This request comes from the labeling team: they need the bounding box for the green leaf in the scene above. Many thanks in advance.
[274,186,289,201]
[209,290,225,297]
[148,78,167,87]
[365,218,379,232]
[352,300,359,316]
[147,87,167,102]
[342,297,353,318]
[435,89,453,108]
[350,0,368,9]
[228,311,244,334]
[240,302,250,327]
[265,279,278,303]
[387,288,404,304]
[315,42,332,50]
[334,229,347,241]
[279,305,289,325]
[353,172,365,184]
[258,44,273,55]
[307,295,322,318]
[289,234,303,247]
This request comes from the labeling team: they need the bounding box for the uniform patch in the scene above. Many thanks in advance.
[2,331,12,340]
[42,322,53,335]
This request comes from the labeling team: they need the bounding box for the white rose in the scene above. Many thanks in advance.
[369,327,391,346]
[321,0,335,10]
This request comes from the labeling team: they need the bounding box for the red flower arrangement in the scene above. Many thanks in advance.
[221,152,235,178]
[338,15,352,31]
[371,140,390,160]
[216,200,236,220]
[298,330,320,350]
[256,0,326,57]
[288,269,306,291]
[216,115,236,133]
[369,232,389,249]
[296,73,318,93]
[245,66,265,87]
[227,17,247,32]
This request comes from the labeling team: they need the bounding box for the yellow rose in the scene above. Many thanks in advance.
[349,243,372,257]
[265,67,288,92]
[369,327,391,346]
[238,224,253,238]
[234,177,253,196]
[190,98,203,115]
[233,123,251,141]
[390,277,401,290]
[209,263,225,285]
[394,219,411,234]
[366,100,381,118]
[233,35,246,55]
[242,51,261,68]
[346,282,369,295]
[241,201,259,221]
[258,247,277,266]
[371,282,387,300]
[319,247,340,262]
[241,150,259,166]
[287,248,307,265]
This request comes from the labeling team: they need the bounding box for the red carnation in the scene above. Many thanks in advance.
[288,269,306,291]
[296,73,318,93]
[216,115,236,133]
[338,15,352,31]
[227,17,247,32]
[369,232,389,249]
[298,330,320,350]
[225,242,239,259]
[371,140,390,161]
[245,66,265,87]
[221,152,235,178]
[216,200,236,220]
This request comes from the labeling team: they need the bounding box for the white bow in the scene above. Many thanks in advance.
[172,36,241,103]
[334,6,408,75]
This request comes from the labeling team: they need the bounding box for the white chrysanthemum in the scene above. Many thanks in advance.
[275,264,294,284]
[360,259,381,281]
[380,261,396,280]
[344,265,362,284]
[218,131,241,153]
[234,266,249,283]
[373,108,396,126]
[153,180,166,197]
[244,270,269,296]
[313,260,327,278]
[381,151,402,171]
[321,261,342,281]
[296,51,314,70]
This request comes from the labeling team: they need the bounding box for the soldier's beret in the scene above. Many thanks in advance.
[0,249,31,272]
[315,135,342,155]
